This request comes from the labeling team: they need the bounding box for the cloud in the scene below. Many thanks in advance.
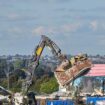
[100,39,105,45]
[38,0,71,2]
[7,13,20,20]
[5,12,37,21]
[99,36,105,46]
[0,34,3,38]
[90,20,98,31]
[8,27,22,33]
[61,23,81,33]
[101,23,105,30]
[68,7,105,13]
[89,20,105,32]
[6,27,26,38]
[32,26,54,35]
[32,23,81,36]
[32,26,44,35]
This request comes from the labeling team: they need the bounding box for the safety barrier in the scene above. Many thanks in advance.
[46,100,74,105]
[86,97,105,105]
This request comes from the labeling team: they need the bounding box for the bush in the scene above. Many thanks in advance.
[40,77,59,94]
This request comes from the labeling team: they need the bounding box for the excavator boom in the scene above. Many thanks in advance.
[23,35,66,94]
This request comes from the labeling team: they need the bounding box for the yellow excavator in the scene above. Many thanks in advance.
[22,35,92,95]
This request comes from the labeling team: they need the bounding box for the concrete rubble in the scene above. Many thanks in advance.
[55,59,92,87]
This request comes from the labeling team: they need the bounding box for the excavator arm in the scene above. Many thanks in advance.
[23,35,66,94]
[30,35,66,78]
[32,35,64,63]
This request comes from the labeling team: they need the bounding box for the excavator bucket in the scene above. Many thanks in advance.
[54,59,92,87]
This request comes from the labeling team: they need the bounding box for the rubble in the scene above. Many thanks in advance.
[55,59,92,86]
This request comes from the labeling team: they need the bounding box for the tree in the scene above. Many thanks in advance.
[13,59,24,69]
[0,59,7,78]
[40,77,59,94]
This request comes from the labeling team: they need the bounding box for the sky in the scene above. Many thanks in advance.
[0,0,105,55]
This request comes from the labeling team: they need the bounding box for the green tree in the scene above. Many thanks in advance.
[1,79,8,88]
[0,59,7,70]
[40,77,59,94]
[0,59,7,78]
[10,80,22,92]
[13,59,23,69]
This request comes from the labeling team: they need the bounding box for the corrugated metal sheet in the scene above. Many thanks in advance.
[85,64,105,76]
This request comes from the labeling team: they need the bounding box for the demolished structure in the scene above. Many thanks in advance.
[55,59,92,87]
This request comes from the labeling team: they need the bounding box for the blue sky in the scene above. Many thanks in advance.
[0,0,105,55]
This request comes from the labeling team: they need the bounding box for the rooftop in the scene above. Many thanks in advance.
[86,64,105,77]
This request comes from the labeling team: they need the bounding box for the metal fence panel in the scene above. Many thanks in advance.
[86,97,105,105]
[46,100,74,105]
